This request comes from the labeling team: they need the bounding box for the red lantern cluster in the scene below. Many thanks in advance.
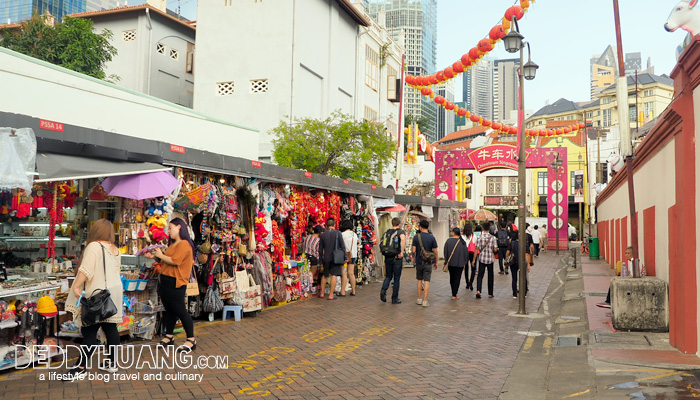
[404,1,530,93]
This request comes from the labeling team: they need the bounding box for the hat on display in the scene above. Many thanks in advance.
[37,296,58,317]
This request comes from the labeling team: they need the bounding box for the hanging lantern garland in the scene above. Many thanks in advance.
[406,1,583,138]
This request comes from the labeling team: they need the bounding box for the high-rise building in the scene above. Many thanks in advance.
[0,0,122,24]
[435,80,454,140]
[368,0,438,141]
[590,46,652,99]
[463,58,493,122]
[454,101,467,129]
[493,58,519,123]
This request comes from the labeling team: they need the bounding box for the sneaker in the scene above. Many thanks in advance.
[422,300,429,307]
[60,366,87,381]
[498,271,505,275]
[416,298,423,305]
[513,296,518,299]
[596,302,611,309]
[392,299,402,304]
[99,360,118,373]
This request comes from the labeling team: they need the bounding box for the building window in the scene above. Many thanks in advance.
[250,79,268,93]
[644,102,654,120]
[537,171,547,195]
[170,49,179,60]
[186,42,194,73]
[386,120,398,137]
[509,177,518,195]
[216,81,234,96]
[602,97,611,104]
[364,105,378,122]
[644,89,654,96]
[122,30,136,42]
[603,109,612,127]
[365,45,379,91]
[596,163,609,184]
[387,65,397,101]
[487,177,502,195]
[156,43,166,54]
[629,105,637,122]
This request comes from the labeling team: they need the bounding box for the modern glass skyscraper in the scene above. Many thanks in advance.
[367,0,438,142]
[463,58,493,122]
[1,0,119,24]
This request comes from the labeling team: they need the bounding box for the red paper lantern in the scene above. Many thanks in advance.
[444,67,454,79]
[556,128,564,135]
[492,122,502,130]
[434,96,445,104]
[505,5,525,21]
[510,127,518,135]
[446,102,455,110]
[578,122,586,129]
[470,114,480,123]
[421,87,432,96]
[458,108,467,117]
[461,54,471,66]
[429,74,438,85]
[489,25,505,41]
[564,127,571,134]
[548,130,555,136]
[481,119,491,127]
[469,47,480,61]
[436,71,445,81]
[478,38,493,53]
[452,62,464,73]
[421,76,431,86]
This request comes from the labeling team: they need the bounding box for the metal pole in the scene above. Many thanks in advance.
[585,123,592,237]
[395,53,406,190]
[517,43,527,315]
[597,129,602,183]
[578,156,583,240]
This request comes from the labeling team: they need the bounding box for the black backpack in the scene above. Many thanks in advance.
[497,230,509,247]
[380,229,401,256]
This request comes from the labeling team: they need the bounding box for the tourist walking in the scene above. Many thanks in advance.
[505,231,532,298]
[475,222,498,299]
[462,224,477,291]
[539,224,548,253]
[318,218,347,300]
[340,220,358,296]
[303,225,322,290]
[412,220,438,307]
[444,228,469,299]
[496,222,510,274]
[531,225,542,257]
[380,217,406,304]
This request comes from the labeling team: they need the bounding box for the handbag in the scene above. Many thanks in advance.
[218,271,236,299]
[332,232,345,265]
[468,236,476,253]
[80,244,118,326]
[186,265,199,296]
[417,233,436,264]
[443,239,459,273]
[199,236,212,254]
[202,282,223,313]
[505,251,515,267]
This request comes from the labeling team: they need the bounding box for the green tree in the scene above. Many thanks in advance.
[271,111,397,184]
[404,113,430,132]
[1,14,117,80]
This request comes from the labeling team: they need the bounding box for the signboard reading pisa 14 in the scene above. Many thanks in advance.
[467,144,529,173]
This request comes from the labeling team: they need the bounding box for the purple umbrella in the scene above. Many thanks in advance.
[100,171,179,200]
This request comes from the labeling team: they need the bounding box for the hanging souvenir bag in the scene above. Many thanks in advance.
[232,267,249,305]
[186,183,212,205]
[244,274,262,312]
[218,271,236,299]
[186,264,199,296]
[202,282,223,313]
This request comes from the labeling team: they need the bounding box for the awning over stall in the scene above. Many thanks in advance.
[35,153,171,183]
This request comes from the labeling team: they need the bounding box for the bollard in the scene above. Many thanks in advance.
[571,249,577,269]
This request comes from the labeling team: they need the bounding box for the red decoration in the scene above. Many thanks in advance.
[492,122,502,130]
[461,54,471,66]
[489,25,505,41]
[444,67,454,79]
[458,108,467,117]
[564,127,571,134]
[470,114,480,123]
[469,47,480,61]
[421,87,432,96]
[436,71,445,81]
[509,127,517,135]
[434,96,445,104]
[453,62,465,73]
[556,129,564,135]
[505,5,525,21]
[482,119,492,127]
[478,38,493,53]
[446,102,455,110]
[429,74,438,85]
[578,122,586,129]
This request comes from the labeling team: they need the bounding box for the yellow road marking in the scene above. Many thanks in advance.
[543,337,552,355]
[688,383,700,398]
[637,371,681,382]
[523,337,535,353]
[596,368,673,373]
[562,389,590,398]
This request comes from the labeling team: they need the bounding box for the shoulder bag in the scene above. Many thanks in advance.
[333,231,345,265]
[442,239,459,272]
[81,244,118,326]
[417,233,436,264]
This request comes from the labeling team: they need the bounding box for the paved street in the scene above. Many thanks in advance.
[0,253,561,399]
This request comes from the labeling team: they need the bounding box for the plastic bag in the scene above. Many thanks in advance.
[0,128,36,191]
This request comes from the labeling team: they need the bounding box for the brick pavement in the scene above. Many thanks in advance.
[0,253,564,399]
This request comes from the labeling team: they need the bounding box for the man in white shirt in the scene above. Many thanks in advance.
[531,225,542,257]
[538,224,548,253]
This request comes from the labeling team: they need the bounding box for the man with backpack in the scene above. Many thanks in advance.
[379,217,406,304]
[412,219,438,307]
[496,222,510,275]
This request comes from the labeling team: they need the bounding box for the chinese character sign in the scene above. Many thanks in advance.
[467,145,525,173]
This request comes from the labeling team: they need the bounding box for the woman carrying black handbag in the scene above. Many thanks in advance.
[64,219,123,380]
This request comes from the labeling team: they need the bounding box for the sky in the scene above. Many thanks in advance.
[169,0,687,114]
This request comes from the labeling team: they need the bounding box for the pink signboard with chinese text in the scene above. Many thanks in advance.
[467,145,525,172]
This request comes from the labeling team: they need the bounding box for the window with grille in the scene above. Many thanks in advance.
[364,106,378,122]
[250,79,268,93]
[509,177,518,195]
[537,172,548,195]
[170,49,179,60]
[487,177,502,195]
[122,30,136,42]
[365,45,379,91]
[217,81,234,96]
[156,43,165,55]
[387,66,397,101]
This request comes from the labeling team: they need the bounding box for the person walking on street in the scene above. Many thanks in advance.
[505,231,532,298]
[318,218,347,300]
[531,225,542,257]
[496,222,510,275]
[147,218,197,353]
[340,220,358,296]
[412,219,438,307]
[539,224,548,253]
[303,225,322,291]
[462,224,477,291]
[444,228,469,299]
[64,219,124,379]
[475,222,498,298]
[380,217,406,304]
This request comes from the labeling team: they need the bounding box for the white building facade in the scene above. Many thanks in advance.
[435,80,455,140]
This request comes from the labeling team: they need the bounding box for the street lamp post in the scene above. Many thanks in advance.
[503,16,538,315]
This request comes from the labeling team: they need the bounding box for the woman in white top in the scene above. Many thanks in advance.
[462,223,477,291]
[340,220,359,296]
[64,219,124,379]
